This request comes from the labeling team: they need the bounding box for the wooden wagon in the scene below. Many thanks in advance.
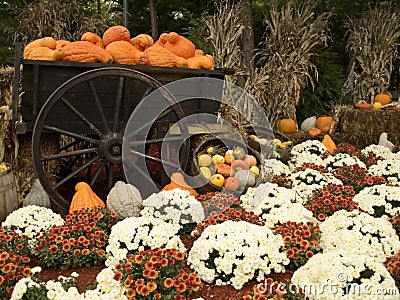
[12,46,233,213]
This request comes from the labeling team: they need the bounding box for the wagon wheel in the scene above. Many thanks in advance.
[32,67,190,214]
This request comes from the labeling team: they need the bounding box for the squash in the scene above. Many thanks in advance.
[164,32,196,59]
[161,172,198,196]
[374,93,391,106]
[187,55,214,70]
[278,118,297,134]
[81,32,104,48]
[223,177,240,191]
[102,25,131,47]
[22,179,51,208]
[322,134,337,153]
[231,159,250,170]
[315,116,333,133]
[155,33,169,46]
[106,181,143,219]
[355,101,371,110]
[195,49,205,56]
[63,41,113,63]
[105,41,146,65]
[234,169,255,188]
[69,182,105,214]
[215,163,234,177]
[300,116,316,132]
[309,127,322,137]
[24,47,64,61]
[130,34,154,51]
[56,40,71,49]
[23,37,57,58]
[144,44,187,67]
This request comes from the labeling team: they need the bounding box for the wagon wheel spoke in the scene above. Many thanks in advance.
[59,139,82,152]
[128,135,184,146]
[88,79,110,133]
[107,162,114,191]
[54,154,101,189]
[44,125,99,144]
[60,97,103,136]
[127,148,180,170]
[90,159,107,187]
[113,76,124,132]
[41,148,98,162]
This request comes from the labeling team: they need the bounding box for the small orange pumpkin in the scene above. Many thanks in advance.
[187,55,214,70]
[215,163,234,177]
[224,177,240,191]
[244,155,257,167]
[144,44,187,67]
[309,127,322,137]
[130,34,154,51]
[69,182,105,214]
[164,32,196,59]
[278,118,297,134]
[355,101,371,110]
[105,41,146,65]
[102,25,131,47]
[315,116,333,133]
[322,134,337,153]
[374,93,391,106]
[161,172,198,196]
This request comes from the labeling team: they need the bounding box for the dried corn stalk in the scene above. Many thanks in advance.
[346,6,400,103]
[248,0,330,127]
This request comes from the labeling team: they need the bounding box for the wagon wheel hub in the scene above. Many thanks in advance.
[100,132,123,164]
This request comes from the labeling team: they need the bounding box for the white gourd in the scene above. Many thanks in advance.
[300,116,316,132]
[22,179,51,208]
[106,181,143,219]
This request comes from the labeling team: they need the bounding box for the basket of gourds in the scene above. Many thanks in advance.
[189,135,262,195]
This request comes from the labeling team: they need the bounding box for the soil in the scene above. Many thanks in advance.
[36,235,294,300]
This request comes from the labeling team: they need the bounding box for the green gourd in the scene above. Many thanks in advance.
[22,179,51,208]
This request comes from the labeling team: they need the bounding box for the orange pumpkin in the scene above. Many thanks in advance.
[355,101,371,110]
[224,151,235,165]
[130,34,154,51]
[56,40,71,49]
[161,172,198,196]
[105,41,146,65]
[315,116,333,133]
[223,177,240,191]
[102,25,131,47]
[215,163,234,177]
[81,32,104,48]
[244,155,257,167]
[164,32,195,59]
[278,118,297,134]
[374,93,391,106]
[231,159,250,170]
[144,44,187,67]
[309,127,322,137]
[69,182,105,214]
[187,55,214,70]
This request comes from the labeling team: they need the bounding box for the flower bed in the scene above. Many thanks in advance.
[0,140,399,299]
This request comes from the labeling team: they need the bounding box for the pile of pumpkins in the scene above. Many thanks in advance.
[196,145,260,192]
[278,115,335,137]
[355,93,400,111]
[23,25,214,70]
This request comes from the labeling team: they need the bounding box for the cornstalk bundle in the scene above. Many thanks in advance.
[346,6,400,103]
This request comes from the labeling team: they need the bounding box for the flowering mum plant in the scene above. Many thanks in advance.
[288,140,327,170]
[332,142,362,157]
[389,214,400,236]
[34,208,118,268]
[191,206,264,238]
[263,158,291,176]
[288,152,326,170]
[291,250,399,300]
[111,248,202,299]
[272,221,321,269]
[195,192,239,218]
[0,227,31,257]
[293,163,329,174]
[331,164,387,193]
[141,189,205,229]
[187,220,289,289]
[353,185,400,218]
[106,216,185,267]
[270,174,293,189]
[290,168,342,201]
[0,250,32,299]
[324,153,366,169]
[1,205,64,240]
[362,144,394,160]
[384,251,400,286]
[305,184,358,221]
[368,159,400,184]
[320,210,400,262]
